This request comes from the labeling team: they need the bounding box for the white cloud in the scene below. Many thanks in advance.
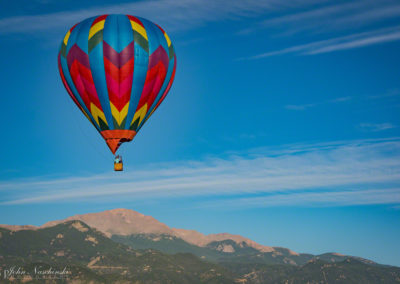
[202,188,400,208]
[240,0,400,36]
[368,89,400,100]
[0,0,321,35]
[285,96,351,111]
[359,123,397,132]
[285,103,317,111]
[1,138,400,206]
[239,26,400,59]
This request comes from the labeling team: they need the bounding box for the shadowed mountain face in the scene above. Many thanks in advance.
[221,259,400,284]
[1,209,399,283]
[0,221,234,283]
[11,208,366,266]
[39,208,277,254]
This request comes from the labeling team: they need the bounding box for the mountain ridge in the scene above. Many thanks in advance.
[1,220,398,283]
[0,208,380,267]
[1,208,280,254]
[0,220,235,283]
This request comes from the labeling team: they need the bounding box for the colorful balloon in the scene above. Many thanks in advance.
[58,14,176,154]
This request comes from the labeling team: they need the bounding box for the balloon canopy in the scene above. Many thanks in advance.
[58,14,176,154]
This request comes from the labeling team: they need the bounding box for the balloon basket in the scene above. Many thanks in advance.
[114,163,123,171]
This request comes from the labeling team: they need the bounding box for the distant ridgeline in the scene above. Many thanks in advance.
[0,209,399,283]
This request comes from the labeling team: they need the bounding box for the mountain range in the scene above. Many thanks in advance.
[0,208,399,283]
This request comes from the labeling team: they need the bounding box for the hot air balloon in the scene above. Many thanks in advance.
[58,14,176,171]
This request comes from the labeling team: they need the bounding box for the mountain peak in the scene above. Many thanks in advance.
[1,208,282,255]
[41,208,174,237]
[107,208,144,216]
[39,208,278,253]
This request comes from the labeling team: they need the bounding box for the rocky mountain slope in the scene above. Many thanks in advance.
[0,220,399,283]
[0,221,233,283]
[39,208,277,254]
[1,209,399,283]
[2,208,370,266]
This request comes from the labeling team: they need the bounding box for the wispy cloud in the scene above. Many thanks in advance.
[285,96,351,111]
[240,26,400,59]
[202,188,400,208]
[285,103,317,111]
[368,89,400,100]
[0,0,321,35]
[359,123,397,132]
[1,138,399,207]
[240,0,400,36]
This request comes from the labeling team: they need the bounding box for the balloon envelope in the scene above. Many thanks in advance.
[58,14,176,154]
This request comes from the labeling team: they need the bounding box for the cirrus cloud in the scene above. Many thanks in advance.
[1,138,399,207]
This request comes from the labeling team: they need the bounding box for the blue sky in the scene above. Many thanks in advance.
[1,0,400,266]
